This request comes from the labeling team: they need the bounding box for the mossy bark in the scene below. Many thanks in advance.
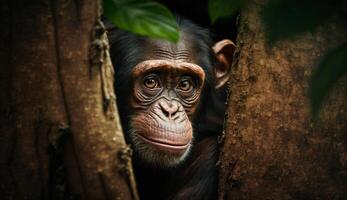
[0,1,138,199]
[219,2,347,200]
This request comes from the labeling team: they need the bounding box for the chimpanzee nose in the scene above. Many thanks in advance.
[159,100,179,120]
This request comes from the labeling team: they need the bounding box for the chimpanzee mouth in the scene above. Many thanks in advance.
[137,134,190,155]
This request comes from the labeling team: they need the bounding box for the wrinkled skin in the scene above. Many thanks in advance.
[129,43,206,166]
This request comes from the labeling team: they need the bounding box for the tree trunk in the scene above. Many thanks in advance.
[219,2,347,200]
[0,1,138,199]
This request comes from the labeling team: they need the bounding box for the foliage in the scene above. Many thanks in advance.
[103,0,179,42]
[309,42,347,117]
[261,0,346,44]
[103,0,347,117]
[208,0,247,23]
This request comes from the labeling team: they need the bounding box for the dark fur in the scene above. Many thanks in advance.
[107,17,226,200]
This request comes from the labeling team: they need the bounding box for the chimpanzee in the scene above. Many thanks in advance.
[107,17,234,200]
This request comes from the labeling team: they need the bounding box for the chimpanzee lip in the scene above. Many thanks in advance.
[137,134,189,152]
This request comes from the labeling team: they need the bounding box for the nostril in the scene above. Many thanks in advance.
[171,106,179,116]
[159,101,179,119]
[162,108,170,118]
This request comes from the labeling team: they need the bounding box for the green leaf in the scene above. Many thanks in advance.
[262,0,342,44]
[309,42,347,117]
[103,0,179,43]
[208,0,247,23]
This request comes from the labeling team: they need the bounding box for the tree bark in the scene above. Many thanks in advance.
[0,1,138,199]
[219,2,347,200]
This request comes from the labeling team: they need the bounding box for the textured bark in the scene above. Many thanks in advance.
[219,2,347,200]
[0,1,138,199]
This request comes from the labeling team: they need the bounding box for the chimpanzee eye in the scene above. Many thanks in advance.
[143,75,160,89]
[178,77,194,92]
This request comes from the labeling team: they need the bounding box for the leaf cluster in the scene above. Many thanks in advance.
[103,0,179,42]
[103,0,347,117]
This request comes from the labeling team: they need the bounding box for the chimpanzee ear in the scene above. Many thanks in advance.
[213,39,235,89]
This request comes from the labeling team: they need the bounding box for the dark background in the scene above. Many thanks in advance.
[156,0,238,41]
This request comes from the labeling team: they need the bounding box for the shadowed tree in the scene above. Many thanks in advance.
[0,1,138,199]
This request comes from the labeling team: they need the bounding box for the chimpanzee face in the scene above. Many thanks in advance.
[128,38,206,166]
[109,23,234,167]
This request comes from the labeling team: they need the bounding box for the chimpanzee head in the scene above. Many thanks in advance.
[108,17,234,166]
